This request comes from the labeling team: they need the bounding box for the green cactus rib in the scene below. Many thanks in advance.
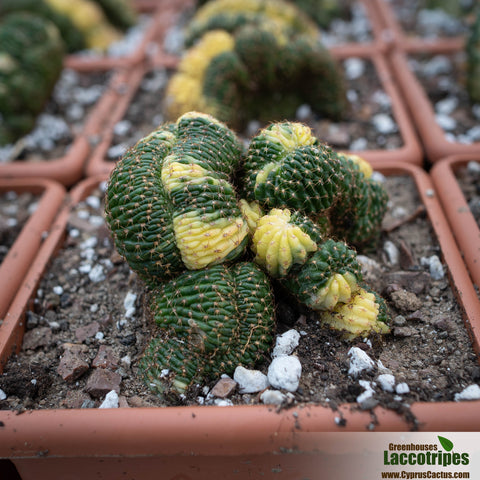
[0,12,65,145]
[105,112,249,285]
[280,238,362,311]
[138,262,275,396]
[466,8,480,104]
[243,121,388,246]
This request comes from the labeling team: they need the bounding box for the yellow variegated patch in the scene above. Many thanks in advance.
[161,157,211,192]
[252,208,317,277]
[265,122,316,152]
[338,152,373,178]
[180,30,235,78]
[239,199,264,233]
[173,214,249,270]
[310,271,358,311]
[254,161,281,189]
[321,287,390,338]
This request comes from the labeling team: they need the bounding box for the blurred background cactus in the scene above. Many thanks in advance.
[0,0,137,145]
[466,7,480,104]
[185,0,319,47]
[165,0,347,130]
[0,0,137,53]
[0,12,65,145]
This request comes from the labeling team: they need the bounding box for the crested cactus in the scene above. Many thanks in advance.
[105,112,249,286]
[321,285,390,339]
[106,112,392,399]
[166,11,346,128]
[0,12,65,145]
[466,8,480,104]
[138,262,275,396]
[243,121,388,247]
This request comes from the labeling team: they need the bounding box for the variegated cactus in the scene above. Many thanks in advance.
[183,0,318,47]
[165,10,346,128]
[138,262,275,396]
[321,286,390,339]
[105,112,249,285]
[106,113,391,397]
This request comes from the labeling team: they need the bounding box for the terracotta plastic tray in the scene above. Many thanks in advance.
[431,155,480,289]
[0,178,66,367]
[0,162,479,479]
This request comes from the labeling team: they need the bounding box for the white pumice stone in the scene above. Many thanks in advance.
[377,374,396,392]
[260,389,287,405]
[348,347,375,377]
[395,382,410,395]
[454,384,480,401]
[267,356,302,392]
[233,366,269,394]
[272,330,301,358]
[99,390,119,409]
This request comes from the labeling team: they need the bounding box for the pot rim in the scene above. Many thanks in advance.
[0,178,66,366]
[0,162,479,444]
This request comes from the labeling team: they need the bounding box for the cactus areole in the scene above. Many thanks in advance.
[105,112,390,396]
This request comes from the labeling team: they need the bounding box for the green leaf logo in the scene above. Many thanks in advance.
[438,436,454,452]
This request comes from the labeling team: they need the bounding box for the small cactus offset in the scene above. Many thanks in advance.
[251,208,324,277]
[0,12,65,145]
[138,262,275,396]
[105,112,249,285]
[466,8,480,104]
[321,285,390,339]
